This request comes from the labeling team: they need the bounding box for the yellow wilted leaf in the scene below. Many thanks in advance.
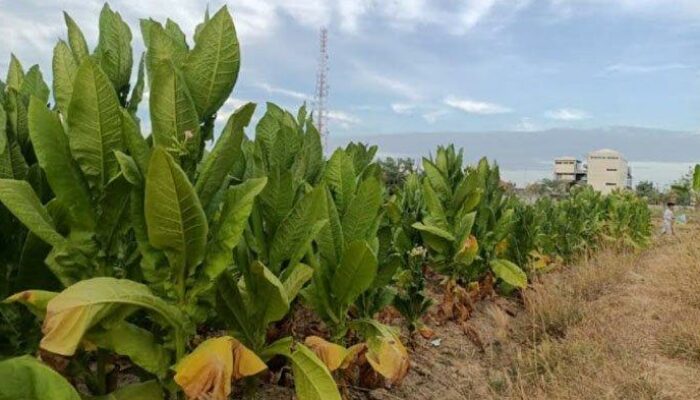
[174,337,266,400]
[304,336,349,372]
[4,290,57,317]
[454,235,478,265]
[365,333,410,386]
[340,343,367,370]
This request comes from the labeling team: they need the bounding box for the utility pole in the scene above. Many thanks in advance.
[314,27,329,148]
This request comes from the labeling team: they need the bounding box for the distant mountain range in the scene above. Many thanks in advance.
[329,126,700,186]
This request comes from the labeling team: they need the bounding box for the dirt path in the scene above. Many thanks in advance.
[369,220,700,400]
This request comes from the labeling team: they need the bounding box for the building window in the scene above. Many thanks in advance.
[605,183,616,186]
[606,168,617,172]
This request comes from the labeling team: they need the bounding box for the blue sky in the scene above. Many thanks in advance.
[0,0,699,138]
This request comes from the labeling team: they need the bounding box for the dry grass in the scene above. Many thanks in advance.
[658,314,700,364]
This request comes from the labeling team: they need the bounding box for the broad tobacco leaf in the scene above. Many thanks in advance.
[0,356,81,400]
[40,277,185,356]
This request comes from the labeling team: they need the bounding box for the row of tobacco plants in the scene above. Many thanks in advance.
[0,4,652,400]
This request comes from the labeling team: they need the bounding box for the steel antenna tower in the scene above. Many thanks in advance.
[314,27,329,148]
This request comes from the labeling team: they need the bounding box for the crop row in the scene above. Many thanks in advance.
[0,5,652,400]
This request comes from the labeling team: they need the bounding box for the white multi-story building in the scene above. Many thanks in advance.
[553,156,587,184]
[586,149,632,194]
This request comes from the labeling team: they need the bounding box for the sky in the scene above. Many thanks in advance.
[0,0,698,184]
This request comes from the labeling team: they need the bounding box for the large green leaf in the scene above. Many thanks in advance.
[40,277,186,356]
[120,109,151,174]
[127,54,146,115]
[28,98,96,230]
[20,65,50,103]
[143,20,189,78]
[268,186,326,272]
[204,177,267,279]
[249,261,290,325]
[6,88,29,146]
[145,148,208,286]
[331,241,377,306]
[411,222,455,241]
[95,4,133,91]
[52,41,78,117]
[0,356,81,400]
[87,322,170,378]
[64,12,90,62]
[316,188,344,266]
[183,6,240,118]
[0,179,64,246]
[0,107,5,154]
[0,136,28,179]
[341,177,382,246]
[288,344,342,400]
[5,54,24,90]
[194,102,254,210]
[149,61,200,155]
[66,59,123,190]
[490,259,527,289]
[323,150,356,214]
[281,263,314,301]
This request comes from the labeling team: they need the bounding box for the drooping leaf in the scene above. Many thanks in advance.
[52,41,78,117]
[249,261,290,325]
[66,59,123,190]
[4,290,57,318]
[40,277,186,356]
[331,241,378,306]
[145,147,208,285]
[0,179,64,247]
[28,97,96,230]
[304,336,349,372]
[174,336,266,400]
[64,12,90,62]
[490,259,528,289]
[0,356,81,400]
[183,6,240,118]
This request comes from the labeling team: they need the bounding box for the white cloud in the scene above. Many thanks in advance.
[391,103,416,115]
[443,95,512,115]
[327,110,360,129]
[604,63,692,74]
[545,108,589,121]
[257,82,312,101]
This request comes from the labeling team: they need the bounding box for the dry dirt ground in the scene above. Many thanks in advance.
[260,217,700,400]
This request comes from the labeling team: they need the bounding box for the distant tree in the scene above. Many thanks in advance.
[378,157,418,193]
[669,167,696,206]
[635,180,661,204]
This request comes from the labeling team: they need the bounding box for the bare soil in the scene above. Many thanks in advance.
[257,218,700,399]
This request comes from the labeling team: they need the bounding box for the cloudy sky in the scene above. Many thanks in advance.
[0,1,698,184]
